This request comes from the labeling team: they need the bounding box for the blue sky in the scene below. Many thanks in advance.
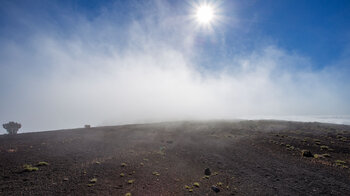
[0,0,350,132]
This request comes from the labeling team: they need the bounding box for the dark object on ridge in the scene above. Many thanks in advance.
[301,150,313,157]
[205,168,211,175]
[211,185,220,193]
[3,121,21,135]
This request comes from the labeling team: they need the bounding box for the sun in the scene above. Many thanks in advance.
[196,5,214,24]
[190,1,221,30]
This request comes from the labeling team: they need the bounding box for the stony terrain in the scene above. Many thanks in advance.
[0,120,350,195]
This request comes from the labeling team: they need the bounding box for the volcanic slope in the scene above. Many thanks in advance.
[1,120,350,195]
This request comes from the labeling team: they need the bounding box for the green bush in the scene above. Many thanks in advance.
[3,121,21,135]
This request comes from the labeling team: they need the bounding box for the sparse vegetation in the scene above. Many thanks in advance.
[90,178,97,183]
[37,161,49,166]
[285,144,295,150]
[193,182,200,187]
[336,135,347,141]
[320,145,329,150]
[321,153,331,158]
[23,164,39,172]
[335,160,346,165]
[313,154,324,159]
[158,146,166,155]
[127,179,135,184]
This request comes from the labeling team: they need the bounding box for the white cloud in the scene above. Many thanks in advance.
[0,1,349,132]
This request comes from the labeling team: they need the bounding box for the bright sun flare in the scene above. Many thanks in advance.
[195,5,214,24]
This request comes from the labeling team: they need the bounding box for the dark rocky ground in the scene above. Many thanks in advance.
[0,120,350,195]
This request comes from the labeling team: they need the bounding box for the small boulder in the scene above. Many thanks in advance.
[301,150,313,157]
[211,185,220,193]
[204,168,211,175]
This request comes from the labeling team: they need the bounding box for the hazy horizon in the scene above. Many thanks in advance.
[1,0,350,133]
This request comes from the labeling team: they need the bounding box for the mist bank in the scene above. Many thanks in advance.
[241,115,350,126]
[2,116,350,134]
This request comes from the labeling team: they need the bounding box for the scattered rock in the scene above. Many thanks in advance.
[7,149,16,153]
[204,168,211,175]
[301,150,313,157]
[63,177,69,181]
[211,185,220,193]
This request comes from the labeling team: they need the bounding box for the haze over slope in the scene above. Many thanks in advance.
[1,0,350,132]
